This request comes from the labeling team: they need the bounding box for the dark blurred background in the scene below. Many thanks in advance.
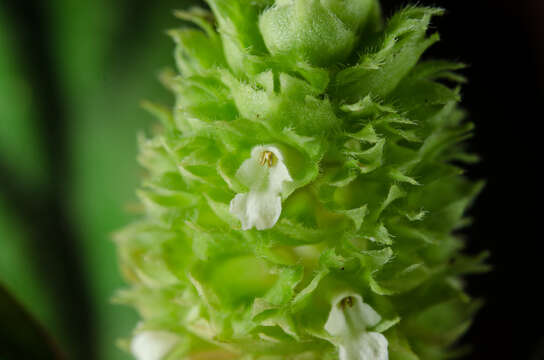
[0,0,542,359]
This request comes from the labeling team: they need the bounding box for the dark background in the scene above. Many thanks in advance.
[0,0,542,359]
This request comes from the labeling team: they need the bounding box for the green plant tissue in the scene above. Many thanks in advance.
[116,1,486,359]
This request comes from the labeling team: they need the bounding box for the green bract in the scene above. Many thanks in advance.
[116,1,486,359]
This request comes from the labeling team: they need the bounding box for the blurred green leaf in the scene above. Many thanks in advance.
[0,6,47,186]
[0,284,64,360]
[1,1,201,359]
[46,1,200,359]
[0,198,60,348]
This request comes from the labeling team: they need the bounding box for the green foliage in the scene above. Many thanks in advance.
[52,2,200,358]
[0,8,47,186]
[0,285,64,360]
[0,199,59,341]
[117,1,485,359]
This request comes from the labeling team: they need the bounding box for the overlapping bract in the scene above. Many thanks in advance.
[116,1,485,359]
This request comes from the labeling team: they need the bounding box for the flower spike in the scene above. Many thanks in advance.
[117,1,484,359]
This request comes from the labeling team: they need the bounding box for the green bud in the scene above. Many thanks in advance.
[259,0,380,66]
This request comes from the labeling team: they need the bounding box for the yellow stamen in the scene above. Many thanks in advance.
[259,150,276,167]
[339,296,354,309]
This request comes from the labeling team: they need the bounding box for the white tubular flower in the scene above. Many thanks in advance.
[230,145,293,230]
[131,331,181,360]
[325,293,389,360]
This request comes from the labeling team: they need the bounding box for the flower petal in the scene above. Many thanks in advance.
[339,332,389,360]
[131,331,181,360]
[325,292,388,360]
[230,191,282,230]
[325,292,382,336]
[230,145,292,230]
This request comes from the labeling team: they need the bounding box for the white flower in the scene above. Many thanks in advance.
[325,293,389,360]
[131,331,181,360]
[230,145,293,230]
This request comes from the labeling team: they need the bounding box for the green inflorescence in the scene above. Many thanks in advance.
[115,1,487,359]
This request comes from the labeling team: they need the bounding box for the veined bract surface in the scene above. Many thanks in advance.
[115,1,486,359]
